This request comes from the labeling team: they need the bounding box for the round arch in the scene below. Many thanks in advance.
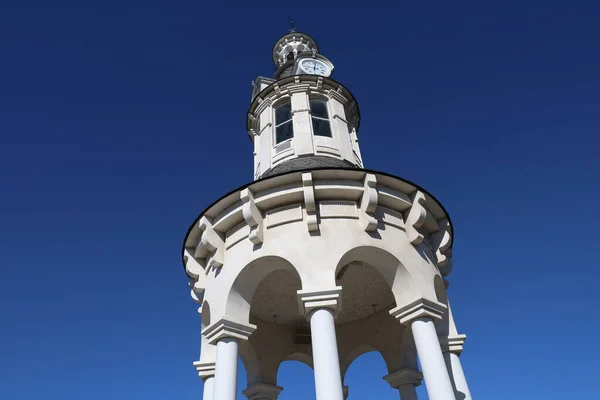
[225,256,304,326]
[341,344,379,379]
[343,346,393,397]
[282,351,314,370]
[334,245,422,310]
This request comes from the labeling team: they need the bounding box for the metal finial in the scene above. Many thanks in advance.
[288,17,297,33]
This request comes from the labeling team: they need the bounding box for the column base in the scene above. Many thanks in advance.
[242,383,283,400]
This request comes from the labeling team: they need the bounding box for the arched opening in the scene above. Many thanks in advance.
[225,256,304,326]
[344,350,395,399]
[335,245,421,312]
[277,358,315,400]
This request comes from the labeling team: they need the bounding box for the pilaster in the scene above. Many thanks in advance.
[243,383,284,400]
[202,317,257,345]
[439,334,467,355]
[390,298,447,326]
[297,287,343,317]
[383,368,423,388]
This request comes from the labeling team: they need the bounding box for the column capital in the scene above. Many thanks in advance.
[383,368,423,388]
[193,361,215,381]
[202,317,257,345]
[389,298,447,325]
[242,383,284,400]
[297,287,343,317]
[439,334,467,354]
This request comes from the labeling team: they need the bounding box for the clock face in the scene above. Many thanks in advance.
[299,59,330,76]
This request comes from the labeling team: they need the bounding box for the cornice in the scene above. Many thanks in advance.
[254,98,273,115]
[182,168,455,280]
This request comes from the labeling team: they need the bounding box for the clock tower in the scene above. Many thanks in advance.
[184,29,473,400]
[248,31,362,180]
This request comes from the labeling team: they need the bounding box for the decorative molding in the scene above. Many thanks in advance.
[297,287,343,316]
[302,172,318,232]
[316,76,323,89]
[197,216,225,269]
[288,84,311,95]
[383,368,423,388]
[254,98,273,115]
[389,298,448,325]
[439,334,467,354]
[359,173,378,231]
[430,218,453,276]
[202,317,257,345]
[242,383,284,400]
[193,361,216,381]
[189,279,204,305]
[266,203,303,228]
[405,191,428,245]
[183,248,203,279]
[327,89,348,104]
[240,188,264,245]
[374,206,405,229]
[319,200,358,219]
[225,222,250,250]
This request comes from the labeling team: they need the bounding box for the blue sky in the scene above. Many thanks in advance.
[1,1,599,399]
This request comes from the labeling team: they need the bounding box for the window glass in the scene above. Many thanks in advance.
[310,99,332,137]
[310,99,329,119]
[275,102,293,125]
[275,102,294,144]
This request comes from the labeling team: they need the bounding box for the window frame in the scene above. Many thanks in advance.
[309,96,333,139]
[273,99,294,145]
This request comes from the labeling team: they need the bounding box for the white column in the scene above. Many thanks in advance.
[411,318,455,400]
[213,338,239,400]
[202,376,215,400]
[440,334,472,400]
[390,299,455,400]
[194,361,216,400]
[202,318,256,400]
[310,308,345,400]
[298,288,345,400]
[384,368,422,400]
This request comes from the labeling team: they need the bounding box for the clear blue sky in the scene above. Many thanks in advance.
[1,1,599,399]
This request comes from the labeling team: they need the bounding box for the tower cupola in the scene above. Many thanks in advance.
[248,31,363,180]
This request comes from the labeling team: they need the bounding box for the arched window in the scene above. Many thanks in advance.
[275,101,294,144]
[310,98,332,137]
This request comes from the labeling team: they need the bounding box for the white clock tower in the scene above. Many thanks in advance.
[183,29,473,400]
